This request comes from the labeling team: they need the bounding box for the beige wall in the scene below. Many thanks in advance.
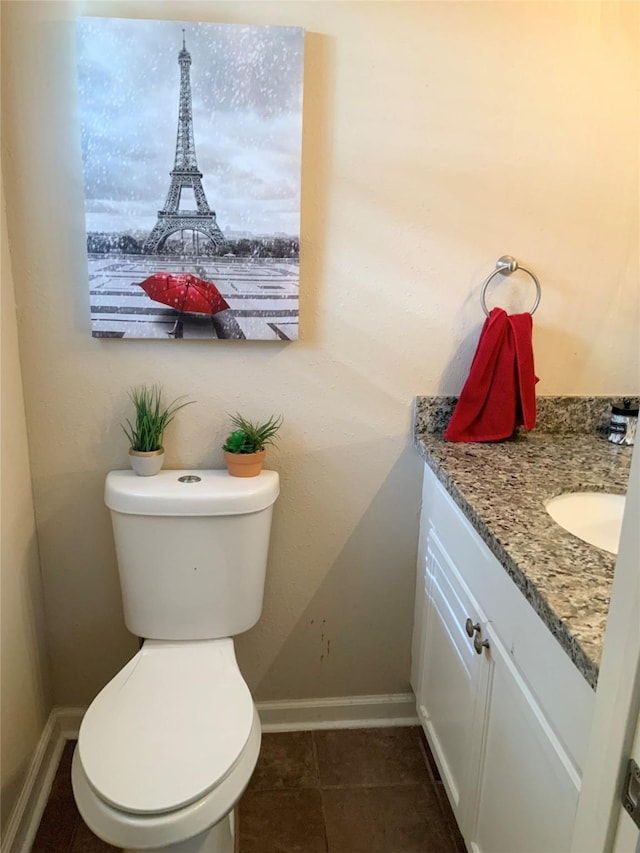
[0,182,53,823]
[1,1,638,708]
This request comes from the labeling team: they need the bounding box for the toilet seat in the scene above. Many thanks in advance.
[72,708,261,851]
[78,638,254,815]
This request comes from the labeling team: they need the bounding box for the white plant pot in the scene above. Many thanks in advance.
[129,448,164,477]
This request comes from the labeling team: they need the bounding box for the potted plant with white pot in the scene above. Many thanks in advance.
[122,385,193,476]
[223,413,283,477]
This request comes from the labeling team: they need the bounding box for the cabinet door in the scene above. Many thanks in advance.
[417,530,487,831]
[470,623,581,853]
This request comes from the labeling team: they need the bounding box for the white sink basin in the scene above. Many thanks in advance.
[545,491,626,555]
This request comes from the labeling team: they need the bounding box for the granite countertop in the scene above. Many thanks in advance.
[414,396,635,690]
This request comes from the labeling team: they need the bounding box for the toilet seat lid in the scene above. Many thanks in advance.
[78,639,254,815]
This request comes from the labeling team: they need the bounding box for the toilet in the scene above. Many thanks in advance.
[71,469,280,853]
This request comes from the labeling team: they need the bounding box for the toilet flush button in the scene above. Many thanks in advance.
[178,475,201,483]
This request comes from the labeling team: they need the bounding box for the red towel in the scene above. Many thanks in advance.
[444,307,538,442]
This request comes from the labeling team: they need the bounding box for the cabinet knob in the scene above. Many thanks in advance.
[465,618,481,638]
[474,633,490,654]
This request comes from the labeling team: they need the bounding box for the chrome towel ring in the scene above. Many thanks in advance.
[480,255,541,317]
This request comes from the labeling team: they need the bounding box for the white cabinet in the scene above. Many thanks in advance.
[418,531,487,825]
[412,465,595,853]
[472,621,582,853]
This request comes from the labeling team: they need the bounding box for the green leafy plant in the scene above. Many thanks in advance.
[223,413,283,455]
[122,385,193,452]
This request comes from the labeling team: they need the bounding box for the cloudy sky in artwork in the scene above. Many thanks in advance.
[76,18,304,236]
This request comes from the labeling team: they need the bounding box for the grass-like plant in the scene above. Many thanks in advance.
[122,385,193,453]
[223,413,283,455]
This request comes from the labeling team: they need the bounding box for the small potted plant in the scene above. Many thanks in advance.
[223,413,283,478]
[122,385,193,476]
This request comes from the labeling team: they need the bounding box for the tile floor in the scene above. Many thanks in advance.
[32,727,465,853]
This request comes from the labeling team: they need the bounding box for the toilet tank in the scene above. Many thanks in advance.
[104,469,279,640]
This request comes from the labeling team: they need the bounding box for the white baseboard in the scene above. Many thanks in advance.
[31,694,420,740]
[256,692,419,732]
[53,706,86,740]
[1,693,417,852]
[1,709,67,853]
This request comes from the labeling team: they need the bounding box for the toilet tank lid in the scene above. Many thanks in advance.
[105,469,279,516]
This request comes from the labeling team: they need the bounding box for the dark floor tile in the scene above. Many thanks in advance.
[239,788,327,853]
[50,741,76,801]
[418,726,442,782]
[31,742,79,853]
[314,727,429,788]
[322,783,454,853]
[34,729,461,853]
[435,782,466,853]
[248,731,318,791]
[31,792,79,852]
[70,819,121,852]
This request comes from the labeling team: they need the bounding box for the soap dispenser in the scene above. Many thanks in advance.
[607,399,638,446]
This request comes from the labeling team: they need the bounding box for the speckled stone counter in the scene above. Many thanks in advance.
[414,396,635,690]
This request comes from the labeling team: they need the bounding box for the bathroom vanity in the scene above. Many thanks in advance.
[411,397,633,853]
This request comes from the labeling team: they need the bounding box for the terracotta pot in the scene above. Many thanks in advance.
[129,447,165,477]
[224,449,266,478]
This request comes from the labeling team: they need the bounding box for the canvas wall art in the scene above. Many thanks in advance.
[76,18,304,340]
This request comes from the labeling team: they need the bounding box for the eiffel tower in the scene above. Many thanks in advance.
[143,32,224,255]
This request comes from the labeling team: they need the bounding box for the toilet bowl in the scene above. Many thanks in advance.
[72,468,280,852]
[72,638,260,852]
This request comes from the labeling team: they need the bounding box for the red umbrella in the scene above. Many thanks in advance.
[138,273,230,316]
